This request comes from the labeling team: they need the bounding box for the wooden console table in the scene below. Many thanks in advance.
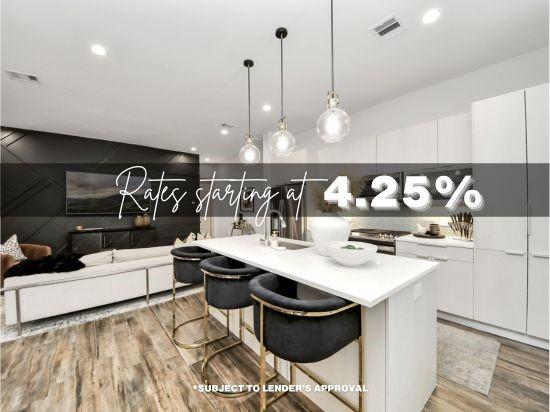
[69,226,156,254]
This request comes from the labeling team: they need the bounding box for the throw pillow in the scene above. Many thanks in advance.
[196,232,211,240]
[0,234,27,261]
[173,233,196,247]
[79,250,113,267]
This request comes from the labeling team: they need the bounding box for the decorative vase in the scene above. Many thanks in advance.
[133,215,144,227]
[310,216,351,256]
[142,214,151,226]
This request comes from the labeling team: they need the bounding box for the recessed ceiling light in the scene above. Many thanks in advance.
[204,157,211,162]
[422,8,441,25]
[262,104,272,112]
[90,44,107,56]
[220,128,229,135]
[190,147,197,151]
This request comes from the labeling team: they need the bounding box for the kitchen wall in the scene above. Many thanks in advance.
[1,127,200,253]
[266,47,548,159]
[259,47,548,233]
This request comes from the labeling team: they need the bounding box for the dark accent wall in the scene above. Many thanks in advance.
[1,127,200,254]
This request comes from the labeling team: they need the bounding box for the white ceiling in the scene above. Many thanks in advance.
[2,0,548,161]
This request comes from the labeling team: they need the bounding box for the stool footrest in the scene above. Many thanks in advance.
[173,313,229,349]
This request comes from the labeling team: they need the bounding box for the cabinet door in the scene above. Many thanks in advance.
[472,90,527,252]
[437,259,474,319]
[527,254,549,339]
[377,121,437,164]
[474,217,527,253]
[472,90,526,163]
[317,136,376,164]
[474,249,527,333]
[397,251,474,319]
[526,83,549,164]
[438,113,472,164]
[70,232,102,254]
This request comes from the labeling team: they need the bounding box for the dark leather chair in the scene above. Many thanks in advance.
[170,246,218,349]
[199,255,273,398]
[249,273,364,412]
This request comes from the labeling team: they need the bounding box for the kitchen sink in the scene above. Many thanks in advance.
[278,241,310,250]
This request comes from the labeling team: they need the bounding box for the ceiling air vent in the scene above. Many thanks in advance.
[372,16,403,39]
[221,123,235,129]
[6,70,40,84]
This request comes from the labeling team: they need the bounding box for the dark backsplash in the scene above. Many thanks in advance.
[1,127,200,254]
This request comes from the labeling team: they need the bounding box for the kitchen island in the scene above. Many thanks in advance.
[194,234,439,412]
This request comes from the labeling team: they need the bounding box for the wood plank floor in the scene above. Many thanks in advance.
[425,319,549,412]
[1,293,548,411]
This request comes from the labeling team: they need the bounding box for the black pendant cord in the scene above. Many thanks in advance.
[330,0,335,92]
[247,66,251,135]
[280,36,284,119]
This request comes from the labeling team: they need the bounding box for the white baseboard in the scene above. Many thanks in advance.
[438,311,549,350]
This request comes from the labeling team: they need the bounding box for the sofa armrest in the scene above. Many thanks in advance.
[20,244,52,260]
[1,254,19,287]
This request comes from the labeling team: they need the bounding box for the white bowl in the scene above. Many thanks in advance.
[324,241,377,267]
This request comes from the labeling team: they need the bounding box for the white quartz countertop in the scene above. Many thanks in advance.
[194,234,438,308]
[397,234,474,249]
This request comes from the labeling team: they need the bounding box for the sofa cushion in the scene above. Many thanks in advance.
[80,250,113,267]
[1,234,27,261]
[112,246,173,263]
[4,255,173,288]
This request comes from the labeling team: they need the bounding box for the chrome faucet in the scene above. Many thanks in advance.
[261,209,287,245]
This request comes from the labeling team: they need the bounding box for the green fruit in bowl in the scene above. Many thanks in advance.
[340,244,363,250]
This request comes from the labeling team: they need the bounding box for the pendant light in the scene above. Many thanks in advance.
[270,27,295,157]
[317,0,350,143]
[239,59,261,164]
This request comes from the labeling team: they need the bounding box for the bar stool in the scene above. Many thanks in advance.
[249,273,364,412]
[199,255,277,398]
[171,246,219,349]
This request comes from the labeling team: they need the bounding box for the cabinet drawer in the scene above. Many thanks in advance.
[396,241,473,262]
[398,252,474,318]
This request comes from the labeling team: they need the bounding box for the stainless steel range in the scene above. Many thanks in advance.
[349,228,411,255]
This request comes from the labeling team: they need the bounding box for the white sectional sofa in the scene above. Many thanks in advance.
[3,245,187,327]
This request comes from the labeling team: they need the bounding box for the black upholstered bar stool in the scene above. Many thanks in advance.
[170,246,219,349]
[249,273,364,412]
[199,255,276,398]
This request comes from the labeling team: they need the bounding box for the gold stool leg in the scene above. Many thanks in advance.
[172,273,176,335]
[172,273,228,349]
[201,304,278,399]
[259,302,267,411]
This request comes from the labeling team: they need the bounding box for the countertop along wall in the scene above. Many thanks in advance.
[262,47,549,232]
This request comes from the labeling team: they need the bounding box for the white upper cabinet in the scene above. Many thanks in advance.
[437,113,472,164]
[377,121,438,164]
[526,83,549,164]
[525,84,549,340]
[317,135,376,164]
[526,83,548,255]
[472,90,528,251]
[474,217,527,253]
[472,90,526,163]
[526,83,549,256]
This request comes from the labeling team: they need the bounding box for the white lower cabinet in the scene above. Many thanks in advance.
[435,259,474,319]
[527,254,549,339]
[474,249,527,333]
[397,243,473,319]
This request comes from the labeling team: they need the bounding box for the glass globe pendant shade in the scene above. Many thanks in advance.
[270,118,296,157]
[317,92,350,143]
[239,135,261,164]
